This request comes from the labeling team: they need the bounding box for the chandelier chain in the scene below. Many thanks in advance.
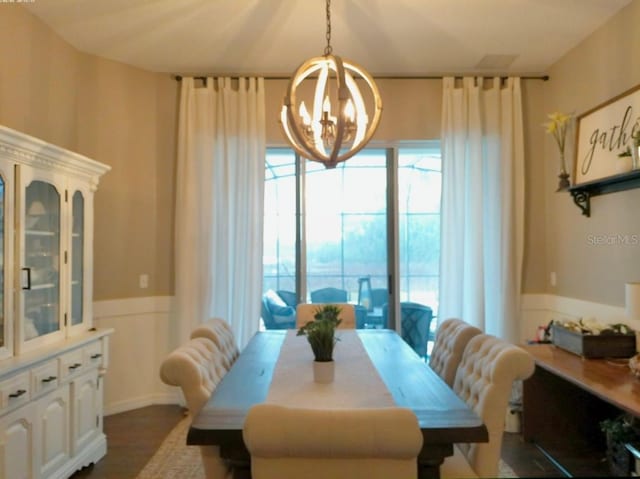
[324,0,332,55]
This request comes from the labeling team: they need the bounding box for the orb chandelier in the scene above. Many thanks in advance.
[280,0,382,169]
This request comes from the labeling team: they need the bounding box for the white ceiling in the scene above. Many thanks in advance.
[24,0,631,77]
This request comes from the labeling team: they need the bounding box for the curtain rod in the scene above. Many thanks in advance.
[173,74,549,81]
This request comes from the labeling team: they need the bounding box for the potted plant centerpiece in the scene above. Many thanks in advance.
[297,304,342,383]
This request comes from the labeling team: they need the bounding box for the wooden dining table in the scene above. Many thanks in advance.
[188,329,488,479]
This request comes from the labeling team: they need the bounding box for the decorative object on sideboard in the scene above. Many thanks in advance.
[543,111,572,191]
[297,304,342,383]
[280,0,382,169]
[551,318,635,358]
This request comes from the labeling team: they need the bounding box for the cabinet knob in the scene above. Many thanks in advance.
[41,375,57,383]
[68,363,82,370]
[90,353,102,359]
[9,389,26,399]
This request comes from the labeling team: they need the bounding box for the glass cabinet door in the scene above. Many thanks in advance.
[23,180,61,342]
[71,191,84,326]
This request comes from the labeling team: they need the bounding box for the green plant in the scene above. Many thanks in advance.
[600,414,639,443]
[297,305,342,362]
[618,147,632,158]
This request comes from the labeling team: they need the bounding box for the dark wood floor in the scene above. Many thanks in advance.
[70,405,186,479]
[70,405,565,479]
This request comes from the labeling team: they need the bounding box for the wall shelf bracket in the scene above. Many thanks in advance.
[570,190,590,217]
[567,170,640,217]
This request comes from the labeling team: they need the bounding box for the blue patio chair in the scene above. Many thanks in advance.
[261,290,296,330]
[370,288,388,308]
[276,290,298,308]
[310,287,348,304]
[382,302,433,357]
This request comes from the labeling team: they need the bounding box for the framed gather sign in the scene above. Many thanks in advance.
[575,84,640,185]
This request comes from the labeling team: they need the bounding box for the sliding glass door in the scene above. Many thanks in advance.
[304,150,388,328]
[262,144,441,353]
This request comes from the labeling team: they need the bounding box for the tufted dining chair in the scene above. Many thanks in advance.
[296,303,356,329]
[243,404,423,479]
[429,318,482,387]
[440,334,535,479]
[160,337,232,478]
[190,317,240,371]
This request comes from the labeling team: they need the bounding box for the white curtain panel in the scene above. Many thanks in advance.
[439,77,524,342]
[175,77,265,348]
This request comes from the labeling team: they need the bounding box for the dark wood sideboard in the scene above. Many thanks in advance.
[522,344,640,476]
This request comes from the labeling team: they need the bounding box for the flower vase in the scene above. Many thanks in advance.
[556,153,570,191]
[313,360,334,383]
[616,156,633,175]
[632,145,640,170]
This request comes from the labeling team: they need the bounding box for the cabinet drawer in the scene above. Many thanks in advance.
[84,340,105,368]
[0,371,30,414]
[58,348,85,381]
[31,359,59,398]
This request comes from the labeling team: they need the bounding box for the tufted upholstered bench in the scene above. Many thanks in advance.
[243,404,423,479]
[190,317,239,370]
[429,318,482,387]
[160,334,234,478]
[440,334,534,478]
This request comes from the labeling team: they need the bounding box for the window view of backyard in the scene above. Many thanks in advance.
[262,145,441,352]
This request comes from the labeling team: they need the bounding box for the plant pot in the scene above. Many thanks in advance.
[606,431,632,477]
[616,156,633,174]
[313,360,334,383]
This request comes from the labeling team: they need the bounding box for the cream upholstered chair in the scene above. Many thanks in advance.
[190,317,239,370]
[429,318,482,387]
[159,337,231,479]
[440,334,535,479]
[243,404,423,479]
[296,303,356,329]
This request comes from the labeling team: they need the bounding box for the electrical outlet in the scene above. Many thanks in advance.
[550,272,557,287]
[139,274,149,289]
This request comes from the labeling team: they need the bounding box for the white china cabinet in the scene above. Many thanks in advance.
[0,125,111,479]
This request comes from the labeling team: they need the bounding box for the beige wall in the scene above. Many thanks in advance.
[5,3,637,309]
[539,0,640,307]
[264,78,443,145]
[0,6,79,149]
[0,6,178,300]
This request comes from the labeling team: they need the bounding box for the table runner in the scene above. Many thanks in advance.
[266,330,395,408]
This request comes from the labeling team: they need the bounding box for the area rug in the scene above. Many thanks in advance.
[137,415,519,478]
[136,415,204,479]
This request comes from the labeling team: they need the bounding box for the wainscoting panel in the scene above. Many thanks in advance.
[95,294,635,416]
[94,296,182,415]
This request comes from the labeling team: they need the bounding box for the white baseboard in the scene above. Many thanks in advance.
[105,391,183,416]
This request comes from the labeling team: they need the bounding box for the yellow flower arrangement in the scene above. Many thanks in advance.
[543,112,572,158]
[543,111,573,190]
